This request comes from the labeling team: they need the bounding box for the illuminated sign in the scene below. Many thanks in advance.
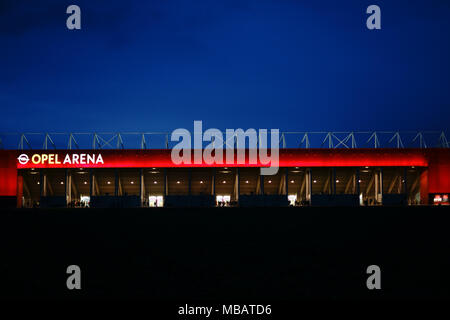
[17,154,30,165]
[14,149,430,169]
[18,153,104,165]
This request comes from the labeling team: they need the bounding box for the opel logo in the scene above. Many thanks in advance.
[17,154,30,165]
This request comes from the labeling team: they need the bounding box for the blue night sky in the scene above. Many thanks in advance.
[0,0,449,133]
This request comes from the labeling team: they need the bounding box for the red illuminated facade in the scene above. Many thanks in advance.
[1,148,449,207]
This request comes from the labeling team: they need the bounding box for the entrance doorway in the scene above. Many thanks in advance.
[80,195,90,207]
[149,195,164,207]
[216,195,230,207]
[288,194,297,206]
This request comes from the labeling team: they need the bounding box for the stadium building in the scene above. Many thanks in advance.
[0,131,449,208]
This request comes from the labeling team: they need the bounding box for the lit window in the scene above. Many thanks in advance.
[443,194,449,202]
[80,196,90,205]
[149,195,164,207]
[288,194,297,206]
[216,195,231,206]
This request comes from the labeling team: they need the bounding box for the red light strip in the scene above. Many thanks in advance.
[15,149,429,169]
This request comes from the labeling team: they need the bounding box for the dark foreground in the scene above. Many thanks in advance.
[0,206,449,301]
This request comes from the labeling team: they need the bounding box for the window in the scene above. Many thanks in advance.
[216,195,231,206]
[80,196,90,207]
[288,194,297,206]
[149,195,164,207]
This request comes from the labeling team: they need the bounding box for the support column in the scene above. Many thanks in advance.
[403,167,408,196]
[17,175,23,208]
[211,168,216,196]
[65,169,72,207]
[373,168,383,205]
[420,169,428,205]
[164,169,168,196]
[351,173,356,194]
[235,168,240,202]
[285,167,289,195]
[188,168,192,196]
[397,175,403,194]
[140,168,145,207]
[40,170,47,197]
[374,170,379,205]
[260,174,264,195]
[71,176,78,201]
[298,172,304,203]
[89,169,94,197]
[331,168,336,195]
[305,168,312,203]
[355,168,360,196]
[114,169,119,197]
[256,173,261,195]
[379,168,383,204]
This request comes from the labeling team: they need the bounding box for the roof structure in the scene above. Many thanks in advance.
[0,131,448,150]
